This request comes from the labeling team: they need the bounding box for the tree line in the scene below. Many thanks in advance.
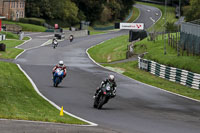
[25,0,135,26]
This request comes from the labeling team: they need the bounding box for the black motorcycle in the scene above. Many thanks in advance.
[93,82,114,109]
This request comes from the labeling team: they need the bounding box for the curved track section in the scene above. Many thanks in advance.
[14,4,200,133]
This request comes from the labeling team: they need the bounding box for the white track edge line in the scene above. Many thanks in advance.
[14,36,97,126]
[0,118,94,127]
[86,42,200,103]
[17,64,98,126]
[133,5,141,23]
[15,36,32,60]
[147,4,162,29]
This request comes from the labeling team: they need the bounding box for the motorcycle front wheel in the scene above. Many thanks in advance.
[97,95,106,109]
[53,77,59,87]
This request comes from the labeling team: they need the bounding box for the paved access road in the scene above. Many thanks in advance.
[8,4,200,133]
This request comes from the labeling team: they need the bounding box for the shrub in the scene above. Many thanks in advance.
[19,18,45,26]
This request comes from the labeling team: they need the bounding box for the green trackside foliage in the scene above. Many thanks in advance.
[0,40,24,59]
[127,7,140,23]
[88,35,129,63]
[0,62,87,124]
[0,31,19,39]
[23,36,31,40]
[2,20,46,32]
[102,61,200,100]
[90,31,107,35]
[134,34,200,74]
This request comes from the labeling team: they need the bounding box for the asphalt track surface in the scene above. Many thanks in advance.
[2,4,200,133]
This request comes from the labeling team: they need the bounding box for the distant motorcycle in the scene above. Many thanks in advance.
[53,68,64,87]
[93,82,114,109]
[69,35,73,42]
[52,39,58,49]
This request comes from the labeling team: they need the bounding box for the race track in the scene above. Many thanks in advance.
[14,4,200,133]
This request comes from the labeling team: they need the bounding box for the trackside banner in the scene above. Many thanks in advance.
[120,23,144,30]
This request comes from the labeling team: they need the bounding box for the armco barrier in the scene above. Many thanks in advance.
[138,56,200,90]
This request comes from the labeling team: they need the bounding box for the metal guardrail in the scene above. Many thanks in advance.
[138,56,200,90]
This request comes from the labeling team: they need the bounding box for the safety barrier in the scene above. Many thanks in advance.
[138,56,200,90]
[0,34,6,41]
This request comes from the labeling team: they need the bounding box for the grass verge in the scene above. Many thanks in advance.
[88,35,129,63]
[102,61,200,100]
[0,40,24,59]
[0,62,86,124]
[23,36,31,40]
[89,30,107,35]
[127,7,140,23]
[87,34,200,100]
[2,20,46,32]
[134,34,200,74]
[0,31,19,39]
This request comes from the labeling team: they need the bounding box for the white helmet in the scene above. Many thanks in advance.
[109,75,114,81]
[59,60,64,66]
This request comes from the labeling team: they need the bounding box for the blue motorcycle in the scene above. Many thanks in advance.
[53,68,64,87]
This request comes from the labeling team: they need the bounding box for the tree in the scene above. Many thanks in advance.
[72,0,105,24]
[26,0,79,25]
[185,0,200,21]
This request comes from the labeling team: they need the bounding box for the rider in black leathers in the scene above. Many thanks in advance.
[93,75,117,98]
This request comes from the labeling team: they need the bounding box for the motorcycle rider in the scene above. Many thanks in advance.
[69,35,73,42]
[93,75,117,98]
[52,61,67,80]
[52,37,58,46]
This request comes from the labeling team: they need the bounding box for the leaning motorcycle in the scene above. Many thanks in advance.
[53,68,64,87]
[93,83,114,109]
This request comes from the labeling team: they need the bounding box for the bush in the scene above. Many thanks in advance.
[46,19,70,28]
[19,18,45,26]
[0,31,19,39]
[166,22,178,32]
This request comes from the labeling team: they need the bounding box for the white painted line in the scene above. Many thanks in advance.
[25,32,42,36]
[133,5,141,23]
[15,50,26,60]
[37,34,54,38]
[148,6,162,29]
[15,38,65,59]
[15,36,32,49]
[15,36,32,60]
[0,118,94,127]
[150,17,155,23]
[17,64,98,126]
[15,37,98,126]
[86,41,200,103]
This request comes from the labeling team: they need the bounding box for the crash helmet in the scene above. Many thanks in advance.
[59,60,64,67]
[109,75,115,82]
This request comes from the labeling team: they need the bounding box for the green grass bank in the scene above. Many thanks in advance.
[0,40,23,59]
[0,62,86,124]
[2,20,46,32]
[87,34,200,100]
